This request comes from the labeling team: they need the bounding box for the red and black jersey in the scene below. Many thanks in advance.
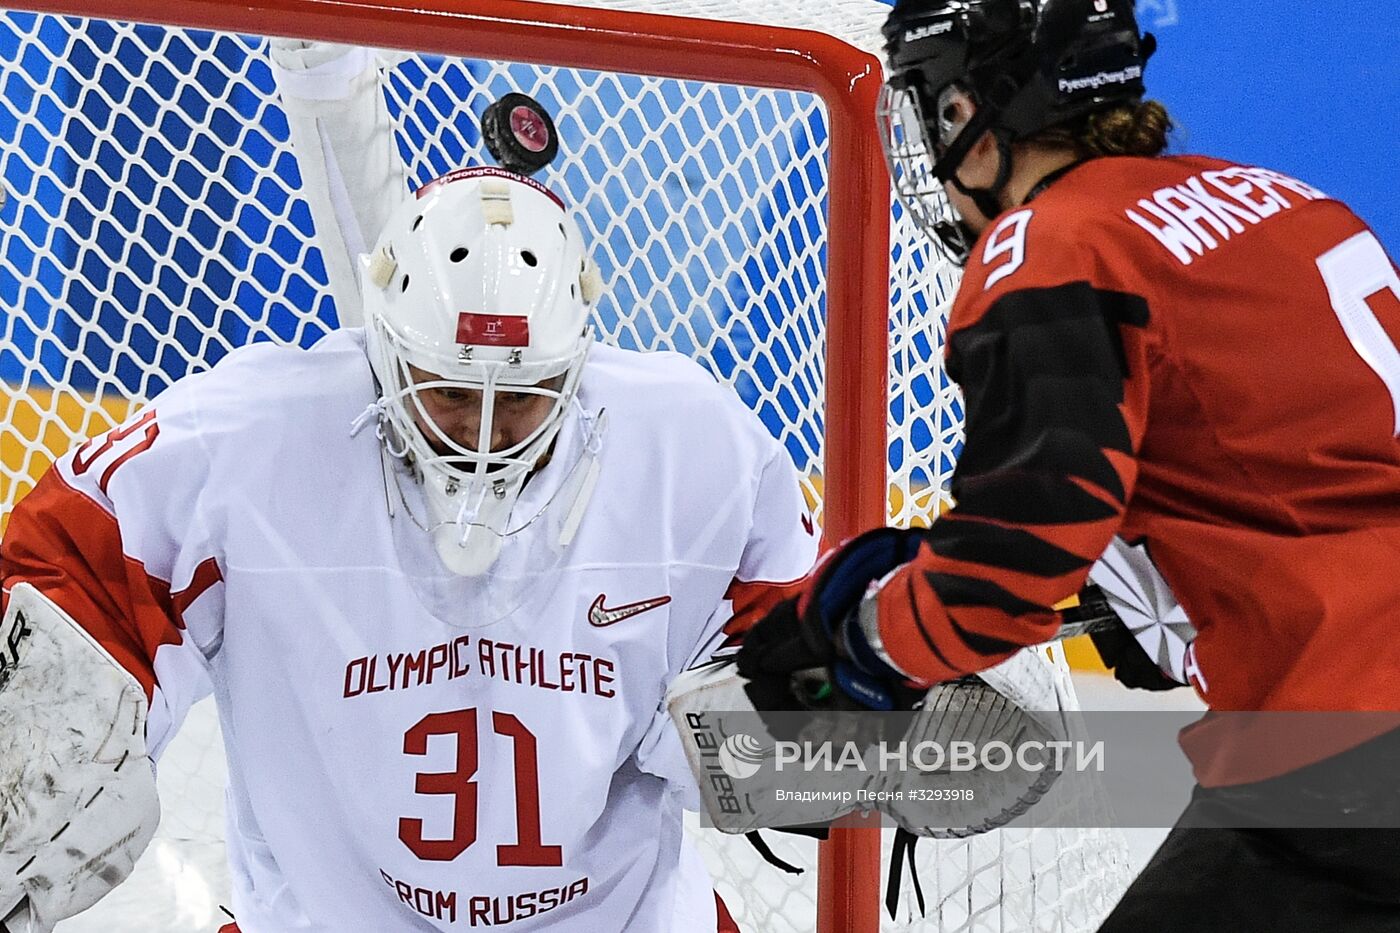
[876,155,1400,777]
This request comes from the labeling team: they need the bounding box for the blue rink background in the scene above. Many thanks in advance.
[1099,0,1399,249]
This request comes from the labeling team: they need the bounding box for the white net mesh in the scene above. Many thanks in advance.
[0,2,1128,930]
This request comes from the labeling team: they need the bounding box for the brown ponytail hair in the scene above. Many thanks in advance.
[1031,99,1173,158]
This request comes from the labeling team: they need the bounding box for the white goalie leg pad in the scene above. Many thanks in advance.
[0,584,160,933]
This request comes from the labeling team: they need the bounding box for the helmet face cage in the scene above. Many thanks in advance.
[877,80,971,264]
[372,313,592,496]
[881,0,1152,260]
[880,0,1030,262]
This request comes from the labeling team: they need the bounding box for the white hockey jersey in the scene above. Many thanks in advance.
[0,332,817,931]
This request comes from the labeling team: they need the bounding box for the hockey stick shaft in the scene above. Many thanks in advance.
[1054,584,1119,640]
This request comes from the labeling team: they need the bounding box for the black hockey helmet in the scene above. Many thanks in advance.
[878,0,1155,261]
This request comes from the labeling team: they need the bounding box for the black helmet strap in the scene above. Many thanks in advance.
[928,63,1028,229]
[945,128,1016,231]
[1022,158,1086,205]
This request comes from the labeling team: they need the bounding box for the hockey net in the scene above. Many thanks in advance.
[0,0,1132,930]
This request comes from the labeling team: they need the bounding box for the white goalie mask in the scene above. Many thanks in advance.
[360,167,605,577]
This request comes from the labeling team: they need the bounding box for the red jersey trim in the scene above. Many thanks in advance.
[71,408,160,496]
[172,557,223,625]
[0,470,216,703]
[722,574,811,639]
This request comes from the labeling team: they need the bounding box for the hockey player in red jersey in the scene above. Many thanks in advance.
[736,0,1400,928]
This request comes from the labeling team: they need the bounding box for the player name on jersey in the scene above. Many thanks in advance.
[1126,166,1329,266]
[343,634,617,699]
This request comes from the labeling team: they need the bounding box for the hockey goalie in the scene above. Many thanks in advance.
[0,40,820,933]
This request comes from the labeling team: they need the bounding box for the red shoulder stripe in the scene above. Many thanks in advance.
[0,470,213,702]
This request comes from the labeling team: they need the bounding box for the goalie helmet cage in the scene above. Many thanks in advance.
[0,0,1132,930]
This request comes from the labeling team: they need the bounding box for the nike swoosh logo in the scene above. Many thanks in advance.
[588,594,672,627]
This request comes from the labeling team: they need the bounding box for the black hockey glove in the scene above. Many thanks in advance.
[735,527,929,712]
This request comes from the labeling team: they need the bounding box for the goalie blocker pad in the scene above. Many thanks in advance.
[0,583,160,933]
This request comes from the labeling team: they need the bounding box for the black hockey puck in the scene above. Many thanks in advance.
[481,93,560,176]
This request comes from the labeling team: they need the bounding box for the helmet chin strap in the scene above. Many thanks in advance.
[947,132,1015,230]
[928,92,1016,253]
[1021,158,1087,205]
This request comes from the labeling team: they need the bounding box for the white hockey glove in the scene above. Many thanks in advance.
[267,36,368,74]
[268,36,406,327]
[0,584,160,933]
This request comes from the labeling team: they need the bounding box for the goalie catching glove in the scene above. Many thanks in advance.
[670,640,1078,837]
